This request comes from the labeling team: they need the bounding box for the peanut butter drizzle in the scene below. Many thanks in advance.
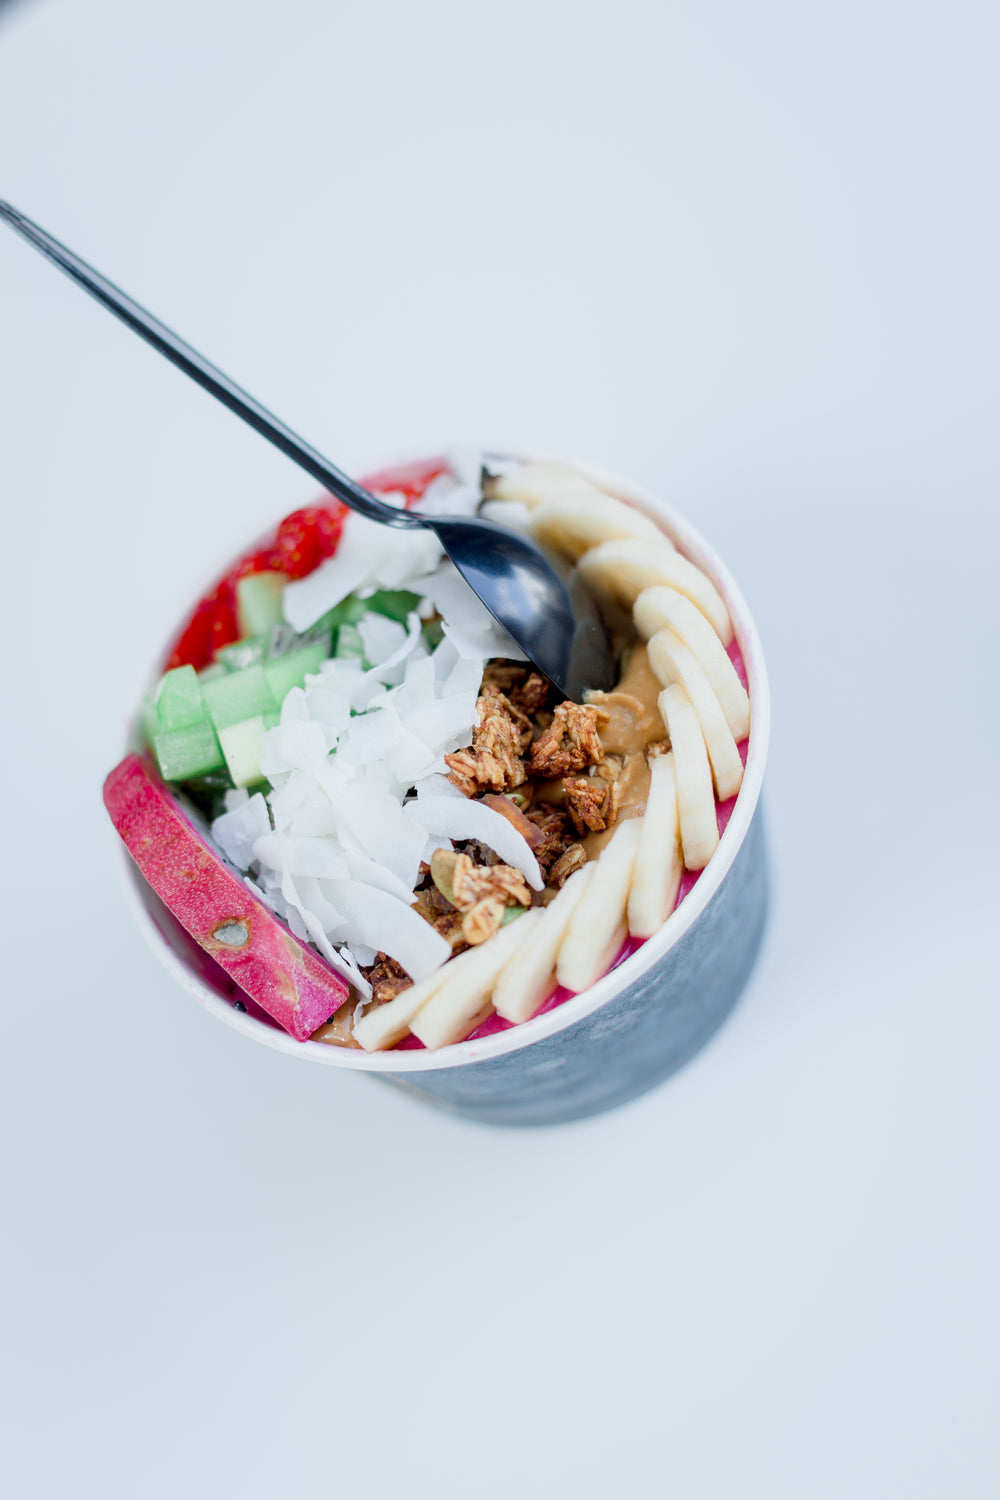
[580,644,667,858]
[311,996,362,1048]
[586,644,665,755]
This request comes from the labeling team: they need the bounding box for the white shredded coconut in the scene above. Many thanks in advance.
[212,792,271,870]
[209,455,542,991]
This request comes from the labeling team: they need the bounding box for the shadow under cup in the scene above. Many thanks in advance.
[121,460,771,1127]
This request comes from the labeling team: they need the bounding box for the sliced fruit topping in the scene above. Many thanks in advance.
[556,817,641,993]
[103,753,349,1040]
[236,571,288,637]
[492,865,594,1024]
[626,753,683,938]
[530,491,668,559]
[657,683,719,870]
[202,665,280,730]
[408,909,543,1050]
[647,629,744,801]
[153,720,225,782]
[633,585,749,741]
[578,537,733,645]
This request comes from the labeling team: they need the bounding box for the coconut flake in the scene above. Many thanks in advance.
[372,528,442,589]
[212,793,271,870]
[414,772,465,800]
[446,445,485,490]
[342,849,420,906]
[282,512,391,632]
[253,833,350,882]
[413,474,482,518]
[359,612,407,666]
[328,777,427,891]
[259,719,329,780]
[285,788,339,838]
[401,694,479,756]
[405,796,544,889]
[320,880,450,981]
[443,617,528,664]
[409,564,496,633]
[279,687,310,724]
[384,726,442,787]
[338,705,402,767]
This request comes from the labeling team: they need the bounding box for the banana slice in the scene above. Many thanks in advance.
[647,630,744,801]
[577,538,733,645]
[657,684,718,870]
[492,865,595,1024]
[627,753,683,937]
[409,909,543,1050]
[530,491,668,560]
[556,818,642,993]
[353,961,456,1052]
[484,462,606,509]
[633,586,749,741]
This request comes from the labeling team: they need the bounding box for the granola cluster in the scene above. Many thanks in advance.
[444,691,527,795]
[362,661,631,1007]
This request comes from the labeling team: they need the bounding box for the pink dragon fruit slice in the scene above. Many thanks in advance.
[103,753,349,1040]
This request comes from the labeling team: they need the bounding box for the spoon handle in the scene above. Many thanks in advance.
[0,201,421,529]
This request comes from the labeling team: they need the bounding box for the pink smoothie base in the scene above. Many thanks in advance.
[397,637,751,1050]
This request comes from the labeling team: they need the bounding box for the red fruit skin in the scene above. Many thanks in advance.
[103,753,349,1041]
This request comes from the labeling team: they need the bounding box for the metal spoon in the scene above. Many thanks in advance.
[0,200,615,698]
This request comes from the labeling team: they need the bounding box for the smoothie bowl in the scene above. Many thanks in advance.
[106,452,769,1125]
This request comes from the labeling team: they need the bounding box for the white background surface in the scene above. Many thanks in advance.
[1,2,997,1496]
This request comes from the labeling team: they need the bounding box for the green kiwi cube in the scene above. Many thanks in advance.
[262,639,331,704]
[202,666,280,731]
[216,636,265,672]
[155,665,208,730]
[363,588,421,624]
[153,720,225,782]
[313,594,368,634]
[236,571,289,637]
[217,715,275,787]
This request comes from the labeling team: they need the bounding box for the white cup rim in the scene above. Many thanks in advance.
[120,454,770,1073]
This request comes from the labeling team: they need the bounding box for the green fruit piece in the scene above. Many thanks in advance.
[335,622,366,661]
[202,666,280,731]
[363,588,421,624]
[236,571,289,637]
[153,720,225,782]
[263,638,331,704]
[155,665,208,730]
[216,636,265,672]
[197,663,229,684]
[217,714,277,787]
[313,594,368,634]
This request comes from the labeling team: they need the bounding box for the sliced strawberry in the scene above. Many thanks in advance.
[166,583,238,671]
[269,503,347,579]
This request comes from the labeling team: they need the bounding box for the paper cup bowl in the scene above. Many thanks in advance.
[120,456,770,1126]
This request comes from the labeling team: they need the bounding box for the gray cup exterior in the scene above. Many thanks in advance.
[119,456,771,1128]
